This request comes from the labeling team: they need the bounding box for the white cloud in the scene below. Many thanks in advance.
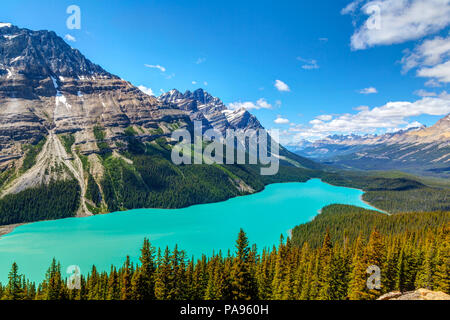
[343,0,450,50]
[417,60,450,83]
[228,98,273,111]
[341,0,364,15]
[414,89,437,97]
[196,57,206,64]
[359,87,378,94]
[138,85,154,96]
[402,35,450,83]
[425,79,442,87]
[319,38,329,42]
[284,95,450,142]
[274,80,290,92]
[192,81,197,85]
[316,114,333,121]
[297,57,319,70]
[64,34,76,42]
[203,81,208,86]
[144,64,166,72]
[274,116,290,124]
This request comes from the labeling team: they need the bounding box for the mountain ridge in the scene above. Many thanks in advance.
[291,114,450,178]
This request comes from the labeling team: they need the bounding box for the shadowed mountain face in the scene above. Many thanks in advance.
[290,114,450,178]
[0,24,317,221]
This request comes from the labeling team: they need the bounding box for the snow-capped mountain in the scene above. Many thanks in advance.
[290,115,450,178]
[158,88,264,134]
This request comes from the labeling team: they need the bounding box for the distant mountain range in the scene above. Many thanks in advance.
[290,114,450,178]
[0,24,317,223]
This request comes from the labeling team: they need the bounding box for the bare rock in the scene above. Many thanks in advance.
[378,289,450,300]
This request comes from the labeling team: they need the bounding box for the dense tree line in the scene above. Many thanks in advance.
[1,211,448,300]
[292,205,450,249]
[0,179,80,225]
[320,171,450,213]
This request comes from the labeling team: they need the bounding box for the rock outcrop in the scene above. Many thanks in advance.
[377,289,450,300]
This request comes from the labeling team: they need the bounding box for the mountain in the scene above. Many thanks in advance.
[290,114,450,178]
[158,88,264,134]
[0,24,317,226]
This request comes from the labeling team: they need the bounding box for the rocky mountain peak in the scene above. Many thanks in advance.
[0,24,112,78]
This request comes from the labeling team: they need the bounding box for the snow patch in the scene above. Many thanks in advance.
[3,34,18,40]
[0,23,12,28]
[10,56,23,63]
[51,76,72,111]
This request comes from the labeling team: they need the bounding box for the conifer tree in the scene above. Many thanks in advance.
[230,229,257,300]
[4,262,23,300]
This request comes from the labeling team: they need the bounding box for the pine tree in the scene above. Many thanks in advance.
[138,238,156,299]
[317,230,333,300]
[230,229,257,300]
[107,267,120,300]
[364,229,385,299]
[154,247,171,300]
[433,225,450,293]
[348,235,369,300]
[4,262,23,300]
[43,259,64,300]
[120,256,133,300]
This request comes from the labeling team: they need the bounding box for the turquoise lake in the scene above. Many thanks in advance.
[0,179,376,283]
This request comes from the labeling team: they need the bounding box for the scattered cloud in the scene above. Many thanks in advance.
[401,35,450,84]
[341,0,364,15]
[274,80,290,92]
[359,87,378,94]
[138,85,154,96]
[192,81,197,85]
[203,81,208,86]
[414,89,437,97]
[425,79,442,87]
[282,94,450,142]
[297,57,320,70]
[316,114,333,121]
[228,98,273,111]
[144,64,166,72]
[196,57,206,64]
[342,0,450,50]
[64,34,76,42]
[319,38,329,42]
[417,61,450,83]
[274,115,290,124]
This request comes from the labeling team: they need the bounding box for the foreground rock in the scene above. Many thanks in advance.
[378,289,450,300]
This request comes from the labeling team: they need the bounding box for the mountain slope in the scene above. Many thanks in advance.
[291,114,450,178]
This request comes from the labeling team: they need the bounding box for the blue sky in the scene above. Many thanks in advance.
[1,0,449,144]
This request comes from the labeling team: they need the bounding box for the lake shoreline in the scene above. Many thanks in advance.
[0,179,377,283]
[0,178,380,238]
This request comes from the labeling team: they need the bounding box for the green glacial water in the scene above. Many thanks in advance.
[0,179,376,283]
